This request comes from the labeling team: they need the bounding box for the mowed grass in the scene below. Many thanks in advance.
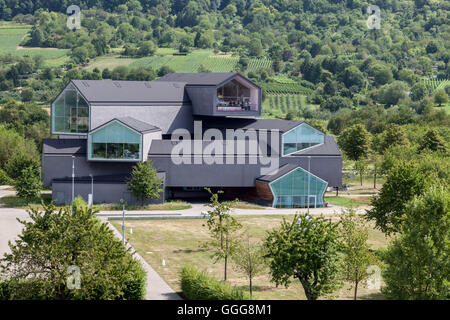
[112,215,389,300]
[0,24,68,64]
[94,200,191,211]
[0,193,53,209]
[85,54,138,71]
[325,196,372,207]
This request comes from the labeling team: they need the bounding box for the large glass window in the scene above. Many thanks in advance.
[52,83,89,134]
[216,79,253,111]
[282,123,325,156]
[89,121,142,161]
[270,167,327,208]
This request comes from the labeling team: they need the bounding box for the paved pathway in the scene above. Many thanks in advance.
[98,202,366,219]
[0,186,30,257]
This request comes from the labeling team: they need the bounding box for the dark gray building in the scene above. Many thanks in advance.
[42,72,342,208]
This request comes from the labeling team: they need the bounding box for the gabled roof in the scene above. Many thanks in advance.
[70,80,189,105]
[90,117,161,134]
[157,72,255,87]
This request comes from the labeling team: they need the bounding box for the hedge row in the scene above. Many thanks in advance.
[181,266,250,300]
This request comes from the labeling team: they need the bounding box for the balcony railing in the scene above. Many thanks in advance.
[216,98,258,112]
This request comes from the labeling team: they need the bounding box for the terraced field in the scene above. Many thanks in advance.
[248,57,272,72]
[422,78,450,92]
[200,56,239,72]
[262,93,307,114]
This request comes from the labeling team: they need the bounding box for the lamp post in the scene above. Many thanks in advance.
[89,174,93,207]
[71,155,75,212]
[120,199,125,246]
[307,156,311,214]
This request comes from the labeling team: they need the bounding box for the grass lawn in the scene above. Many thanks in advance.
[0,193,53,208]
[0,194,191,211]
[84,54,138,71]
[112,215,389,300]
[325,196,372,207]
[94,200,191,211]
[229,201,266,210]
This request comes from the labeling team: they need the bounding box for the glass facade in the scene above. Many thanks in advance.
[270,167,327,208]
[282,123,325,156]
[88,121,142,161]
[52,84,89,134]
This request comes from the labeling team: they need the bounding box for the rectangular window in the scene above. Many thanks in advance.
[91,143,140,160]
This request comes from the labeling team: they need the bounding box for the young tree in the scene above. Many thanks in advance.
[0,203,146,300]
[14,166,42,204]
[203,189,242,281]
[232,235,266,298]
[339,124,371,185]
[264,214,341,300]
[382,187,449,299]
[366,162,427,235]
[354,159,368,186]
[126,161,163,206]
[339,209,377,300]
[338,124,371,162]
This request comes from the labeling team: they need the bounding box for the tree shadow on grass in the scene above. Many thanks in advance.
[172,248,208,254]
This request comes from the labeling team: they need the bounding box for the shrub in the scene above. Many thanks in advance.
[181,266,250,300]
[0,168,12,185]
[0,204,147,300]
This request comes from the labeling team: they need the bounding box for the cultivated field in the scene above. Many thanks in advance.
[0,22,68,65]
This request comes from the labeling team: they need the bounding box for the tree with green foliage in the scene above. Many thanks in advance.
[418,129,447,153]
[204,189,242,281]
[434,89,448,107]
[339,209,377,300]
[264,214,341,300]
[366,162,428,235]
[137,40,156,57]
[13,166,42,204]
[370,64,393,86]
[378,124,409,153]
[0,203,146,300]
[379,81,409,106]
[126,161,163,206]
[320,96,353,112]
[232,235,266,298]
[338,124,371,162]
[382,187,449,300]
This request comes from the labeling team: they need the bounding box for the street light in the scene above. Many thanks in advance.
[307,156,311,214]
[72,155,75,213]
[120,199,125,246]
[89,174,94,207]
